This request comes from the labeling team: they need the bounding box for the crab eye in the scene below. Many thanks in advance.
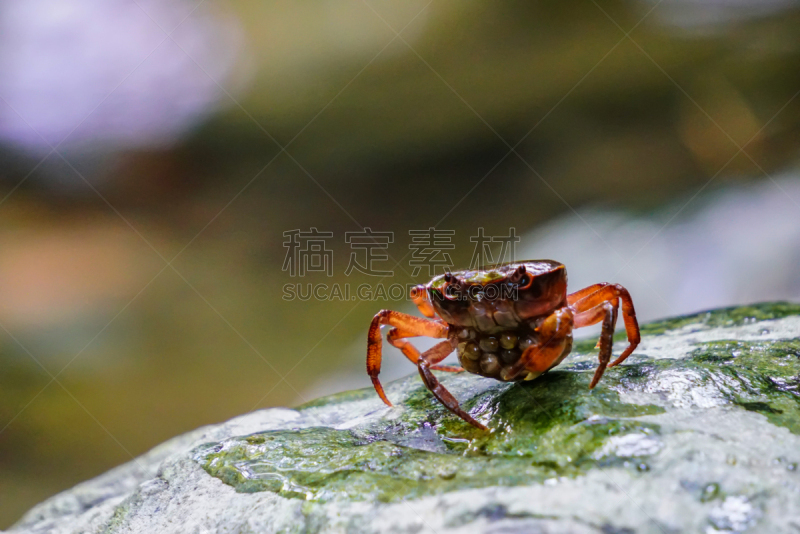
[444,283,458,300]
[518,274,533,289]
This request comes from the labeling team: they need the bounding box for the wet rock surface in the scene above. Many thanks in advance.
[8,303,800,533]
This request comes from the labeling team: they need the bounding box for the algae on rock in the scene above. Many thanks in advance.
[9,302,800,534]
[195,372,664,503]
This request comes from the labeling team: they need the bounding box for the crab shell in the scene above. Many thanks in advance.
[426,260,567,334]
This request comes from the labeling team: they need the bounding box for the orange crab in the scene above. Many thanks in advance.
[366,260,640,430]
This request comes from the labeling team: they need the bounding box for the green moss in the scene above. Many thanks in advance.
[571,337,601,354]
[194,302,800,504]
[700,482,721,503]
[690,339,800,383]
[637,302,800,336]
[195,369,664,502]
[689,339,800,434]
[101,501,131,534]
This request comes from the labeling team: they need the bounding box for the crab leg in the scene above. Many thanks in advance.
[574,300,619,387]
[574,297,618,354]
[367,310,449,406]
[568,283,640,367]
[417,339,487,430]
[567,283,607,306]
[386,328,463,372]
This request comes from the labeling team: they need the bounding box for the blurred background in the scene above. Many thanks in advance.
[2,0,800,527]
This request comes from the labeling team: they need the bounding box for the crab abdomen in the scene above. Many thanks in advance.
[454,322,573,382]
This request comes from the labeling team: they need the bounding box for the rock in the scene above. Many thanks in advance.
[8,303,800,534]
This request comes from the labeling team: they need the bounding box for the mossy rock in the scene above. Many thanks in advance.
[10,303,800,534]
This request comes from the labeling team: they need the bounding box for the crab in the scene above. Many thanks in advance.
[366,260,640,430]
